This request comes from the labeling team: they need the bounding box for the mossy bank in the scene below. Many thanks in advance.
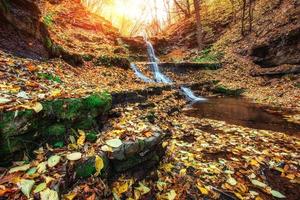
[0,92,112,166]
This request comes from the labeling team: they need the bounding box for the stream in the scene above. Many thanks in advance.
[184,97,300,136]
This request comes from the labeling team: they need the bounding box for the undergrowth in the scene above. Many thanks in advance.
[193,48,223,63]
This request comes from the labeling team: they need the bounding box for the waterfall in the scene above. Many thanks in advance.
[130,38,206,102]
[146,41,172,83]
[130,63,154,83]
[180,87,207,102]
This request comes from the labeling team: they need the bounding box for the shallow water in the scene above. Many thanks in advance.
[185,97,300,136]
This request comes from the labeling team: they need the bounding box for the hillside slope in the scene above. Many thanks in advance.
[157,0,300,110]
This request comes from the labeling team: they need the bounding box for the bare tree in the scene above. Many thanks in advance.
[193,0,203,50]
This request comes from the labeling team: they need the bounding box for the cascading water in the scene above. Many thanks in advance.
[180,87,207,102]
[146,41,172,83]
[130,38,206,102]
[130,63,154,83]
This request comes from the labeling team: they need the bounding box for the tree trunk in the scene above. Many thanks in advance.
[241,0,246,36]
[193,0,203,50]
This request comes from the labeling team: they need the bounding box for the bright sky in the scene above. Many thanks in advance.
[82,0,171,35]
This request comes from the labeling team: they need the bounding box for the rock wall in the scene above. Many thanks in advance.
[0,92,112,165]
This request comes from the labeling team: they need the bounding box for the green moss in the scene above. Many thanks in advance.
[193,48,223,63]
[43,13,54,27]
[214,85,245,96]
[44,37,52,49]
[82,54,93,62]
[45,124,66,136]
[86,131,97,142]
[93,55,130,68]
[76,158,96,178]
[84,92,112,111]
[74,117,95,130]
[37,73,62,83]
[53,141,64,148]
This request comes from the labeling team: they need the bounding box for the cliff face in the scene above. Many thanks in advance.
[0,0,146,66]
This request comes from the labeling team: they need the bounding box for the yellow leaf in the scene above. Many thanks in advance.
[157,181,167,191]
[95,156,104,176]
[32,102,43,113]
[197,186,208,195]
[162,141,168,148]
[162,163,174,172]
[117,182,129,194]
[179,168,186,176]
[50,89,61,97]
[135,182,150,195]
[77,130,86,146]
[286,174,295,180]
[234,192,244,200]
[250,159,260,167]
[63,192,77,200]
[166,190,176,200]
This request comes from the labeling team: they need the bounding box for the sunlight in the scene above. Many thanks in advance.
[82,0,170,36]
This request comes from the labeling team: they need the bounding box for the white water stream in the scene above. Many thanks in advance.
[130,39,206,102]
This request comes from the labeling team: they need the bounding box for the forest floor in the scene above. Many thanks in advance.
[1,45,300,199]
[0,0,300,199]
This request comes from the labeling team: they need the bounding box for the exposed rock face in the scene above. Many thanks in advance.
[0,92,112,166]
[0,0,49,59]
[251,27,300,67]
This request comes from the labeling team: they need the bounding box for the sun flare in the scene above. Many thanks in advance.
[82,0,171,36]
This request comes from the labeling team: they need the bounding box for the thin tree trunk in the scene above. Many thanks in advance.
[241,0,246,36]
[193,0,203,50]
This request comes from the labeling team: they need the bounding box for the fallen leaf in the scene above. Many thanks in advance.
[9,164,31,174]
[101,145,113,152]
[251,179,267,188]
[135,182,150,195]
[66,152,82,161]
[37,162,47,173]
[77,130,86,146]
[227,177,237,186]
[17,91,29,99]
[32,102,43,113]
[63,192,77,200]
[271,190,286,198]
[19,179,35,198]
[40,188,59,200]
[106,138,123,148]
[47,155,61,168]
[166,190,177,200]
[95,155,104,176]
[197,182,209,195]
[33,182,47,193]
[0,97,11,104]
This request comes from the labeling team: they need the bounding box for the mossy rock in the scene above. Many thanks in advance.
[82,54,94,62]
[45,124,66,136]
[112,151,158,172]
[0,110,37,138]
[73,117,96,130]
[86,131,97,142]
[76,157,96,178]
[83,92,112,116]
[93,55,130,69]
[75,154,109,178]
[213,85,245,96]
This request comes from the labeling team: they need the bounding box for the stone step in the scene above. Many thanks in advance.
[136,61,221,70]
